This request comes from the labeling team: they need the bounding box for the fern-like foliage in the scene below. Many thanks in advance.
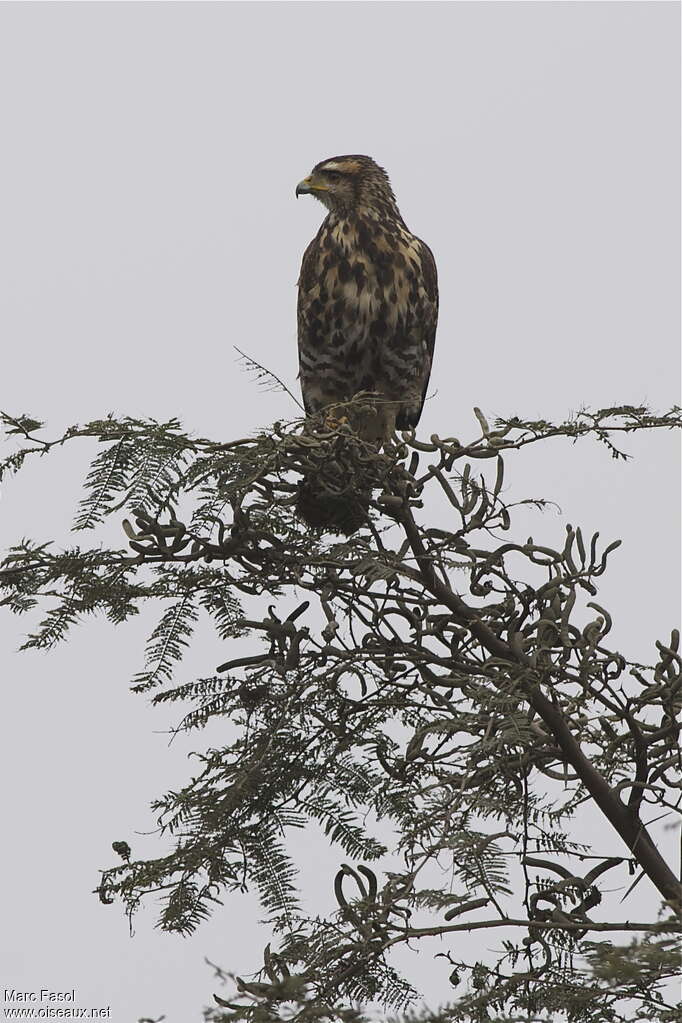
[1,403,681,1022]
[72,416,195,530]
[131,590,199,692]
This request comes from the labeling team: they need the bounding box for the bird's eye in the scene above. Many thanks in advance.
[325,170,341,180]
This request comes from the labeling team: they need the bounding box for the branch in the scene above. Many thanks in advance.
[387,916,681,943]
[397,502,682,914]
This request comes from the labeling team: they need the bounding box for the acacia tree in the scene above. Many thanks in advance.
[1,400,680,1022]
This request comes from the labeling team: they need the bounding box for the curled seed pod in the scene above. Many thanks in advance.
[434,469,461,509]
[444,896,489,921]
[563,527,578,573]
[285,600,310,623]
[582,617,604,645]
[408,436,439,452]
[263,943,280,984]
[575,527,587,566]
[129,540,155,554]
[334,863,371,917]
[550,591,563,619]
[564,589,580,634]
[473,407,491,436]
[525,543,561,566]
[356,865,378,903]
[159,523,183,537]
[523,857,573,879]
[594,539,622,575]
[333,869,349,909]
[583,857,623,886]
[462,482,479,516]
[587,601,612,637]
[378,495,404,509]
[589,530,600,568]
[493,456,505,498]
[468,490,490,528]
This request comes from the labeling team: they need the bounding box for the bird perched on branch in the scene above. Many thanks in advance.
[296,155,438,441]
[295,155,438,532]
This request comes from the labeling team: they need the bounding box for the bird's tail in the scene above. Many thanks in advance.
[296,475,370,535]
[294,396,403,535]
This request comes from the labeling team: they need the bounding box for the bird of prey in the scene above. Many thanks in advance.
[295,155,438,443]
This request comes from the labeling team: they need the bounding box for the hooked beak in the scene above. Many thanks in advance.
[295,175,328,198]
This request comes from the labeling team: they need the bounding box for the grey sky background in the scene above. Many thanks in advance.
[0,2,679,1019]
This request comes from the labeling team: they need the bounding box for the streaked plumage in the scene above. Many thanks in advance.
[295,155,438,442]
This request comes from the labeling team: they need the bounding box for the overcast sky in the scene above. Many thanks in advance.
[1,2,679,1020]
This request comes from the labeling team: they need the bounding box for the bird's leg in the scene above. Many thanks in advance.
[322,401,351,431]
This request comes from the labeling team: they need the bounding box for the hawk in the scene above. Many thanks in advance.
[296,155,438,442]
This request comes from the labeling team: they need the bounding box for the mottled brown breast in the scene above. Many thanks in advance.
[297,205,438,436]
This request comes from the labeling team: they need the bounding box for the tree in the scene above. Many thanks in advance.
[1,401,680,1022]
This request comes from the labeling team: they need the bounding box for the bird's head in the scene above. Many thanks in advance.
[296,155,399,216]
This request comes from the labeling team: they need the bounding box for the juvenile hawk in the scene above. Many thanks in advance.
[296,155,438,441]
